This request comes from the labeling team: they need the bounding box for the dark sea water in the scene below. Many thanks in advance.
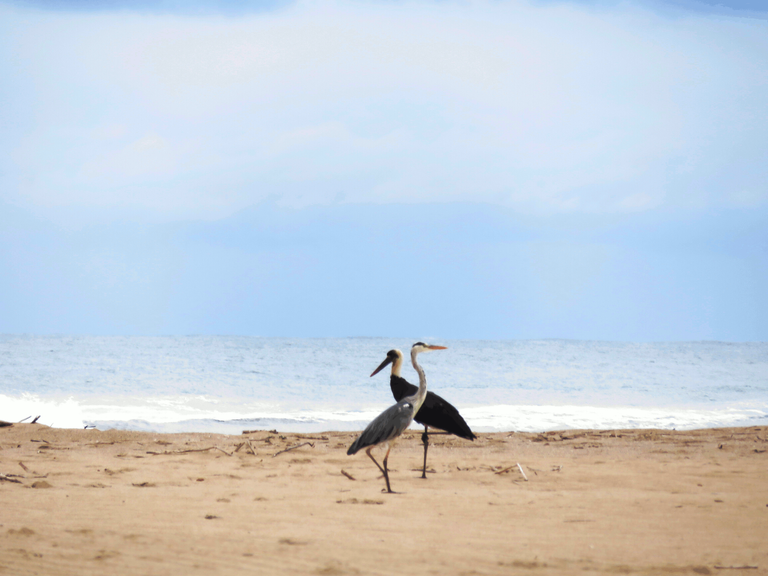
[1,335,766,433]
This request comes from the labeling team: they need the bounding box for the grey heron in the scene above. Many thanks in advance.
[347,341,446,493]
[370,348,476,478]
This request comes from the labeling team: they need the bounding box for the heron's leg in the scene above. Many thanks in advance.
[382,446,393,493]
[365,447,386,476]
[421,425,429,479]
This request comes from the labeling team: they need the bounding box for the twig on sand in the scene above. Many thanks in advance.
[273,442,314,457]
[494,463,528,480]
[17,416,31,423]
[0,473,22,484]
[31,416,41,424]
[213,446,233,457]
[341,470,356,481]
[146,447,218,456]
[714,566,758,570]
[18,462,30,472]
[246,440,258,456]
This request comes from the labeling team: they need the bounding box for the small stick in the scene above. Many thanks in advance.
[517,463,528,481]
[146,447,216,455]
[17,416,31,423]
[494,464,517,475]
[234,442,245,453]
[273,442,314,457]
[246,440,258,456]
[31,415,41,424]
[18,462,30,472]
[714,566,758,570]
[213,446,233,457]
[0,473,22,484]
[341,470,356,481]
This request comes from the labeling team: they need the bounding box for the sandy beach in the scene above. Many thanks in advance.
[1,423,766,575]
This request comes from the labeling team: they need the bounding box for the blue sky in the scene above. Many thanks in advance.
[1,0,767,340]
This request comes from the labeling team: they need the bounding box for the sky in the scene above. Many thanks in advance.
[0,0,766,341]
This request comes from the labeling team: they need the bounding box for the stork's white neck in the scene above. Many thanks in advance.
[390,350,404,377]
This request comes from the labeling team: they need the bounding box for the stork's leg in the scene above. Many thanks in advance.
[421,425,429,479]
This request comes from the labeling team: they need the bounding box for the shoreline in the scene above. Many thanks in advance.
[2,423,767,575]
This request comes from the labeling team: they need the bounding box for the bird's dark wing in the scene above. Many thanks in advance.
[390,375,418,402]
[347,399,416,455]
[414,391,476,441]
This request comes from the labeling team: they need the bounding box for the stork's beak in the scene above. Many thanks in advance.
[428,345,447,350]
[370,356,394,377]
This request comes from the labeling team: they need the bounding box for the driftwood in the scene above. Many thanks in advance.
[714,566,758,570]
[273,442,314,457]
[340,470,356,481]
[493,462,528,480]
[0,420,13,428]
[146,447,221,456]
[0,473,22,484]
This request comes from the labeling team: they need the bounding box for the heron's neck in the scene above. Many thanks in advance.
[408,350,428,413]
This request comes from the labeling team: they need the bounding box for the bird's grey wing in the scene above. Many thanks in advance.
[347,400,415,455]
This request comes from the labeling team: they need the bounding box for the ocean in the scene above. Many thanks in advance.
[1,335,766,434]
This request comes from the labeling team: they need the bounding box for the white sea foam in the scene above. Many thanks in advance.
[2,393,765,434]
[1,336,766,434]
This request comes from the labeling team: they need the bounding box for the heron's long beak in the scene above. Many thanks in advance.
[428,345,447,350]
[370,356,394,377]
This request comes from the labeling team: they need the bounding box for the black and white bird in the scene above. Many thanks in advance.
[371,348,476,478]
[347,342,446,493]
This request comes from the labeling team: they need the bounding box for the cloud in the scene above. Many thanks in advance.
[1,0,767,222]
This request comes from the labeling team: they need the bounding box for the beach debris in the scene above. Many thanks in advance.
[18,462,30,472]
[17,416,32,423]
[31,415,41,424]
[273,442,314,457]
[336,498,383,505]
[0,473,23,484]
[146,446,230,456]
[491,462,528,480]
[340,469,356,481]
[714,566,758,570]
[0,420,13,427]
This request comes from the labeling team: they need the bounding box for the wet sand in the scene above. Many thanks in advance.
[1,423,767,575]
